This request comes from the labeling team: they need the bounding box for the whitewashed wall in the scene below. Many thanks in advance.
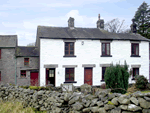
[40,39,149,86]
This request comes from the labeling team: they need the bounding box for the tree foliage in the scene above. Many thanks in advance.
[104,61,130,94]
[104,18,129,33]
[27,42,35,47]
[133,1,150,39]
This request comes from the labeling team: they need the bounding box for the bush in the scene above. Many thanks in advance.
[135,75,148,90]
[127,83,138,93]
[104,61,130,94]
[100,83,106,89]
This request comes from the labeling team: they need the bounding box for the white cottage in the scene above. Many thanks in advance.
[36,15,150,87]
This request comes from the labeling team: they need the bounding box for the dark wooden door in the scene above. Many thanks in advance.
[30,72,38,86]
[84,68,92,85]
[46,68,55,86]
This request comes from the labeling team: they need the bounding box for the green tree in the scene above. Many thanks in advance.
[104,61,130,94]
[133,1,150,39]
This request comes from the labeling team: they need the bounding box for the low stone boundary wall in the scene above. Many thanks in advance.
[0,84,150,113]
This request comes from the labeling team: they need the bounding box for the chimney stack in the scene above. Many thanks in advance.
[130,18,137,33]
[68,17,74,27]
[97,14,104,29]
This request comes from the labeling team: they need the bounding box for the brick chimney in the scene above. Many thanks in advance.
[130,18,137,33]
[68,17,74,27]
[97,14,104,29]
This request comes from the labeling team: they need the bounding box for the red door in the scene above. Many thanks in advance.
[84,68,92,85]
[30,72,39,86]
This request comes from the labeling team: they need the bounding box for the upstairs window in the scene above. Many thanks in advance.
[102,43,110,56]
[65,68,74,81]
[65,42,74,56]
[24,58,29,66]
[20,70,26,78]
[131,43,139,56]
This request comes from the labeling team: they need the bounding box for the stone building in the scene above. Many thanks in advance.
[16,47,39,86]
[0,35,39,86]
[0,35,17,85]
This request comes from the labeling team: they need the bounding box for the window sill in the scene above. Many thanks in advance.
[19,77,27,79]
[100,80,105,82]
[64,81,77,83]
[130,55,141,57]
[100,55,112,57]
[63,55,76,57]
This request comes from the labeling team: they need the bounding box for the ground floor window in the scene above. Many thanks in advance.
[102,67,106,81]
[21,70,26,78]
[65,68,74,81]
[132,68,139,79]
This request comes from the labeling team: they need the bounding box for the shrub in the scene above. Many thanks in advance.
[135,75,148,90]
[100,83,106,89]
[104,61,130,94]
[127,83,138,93]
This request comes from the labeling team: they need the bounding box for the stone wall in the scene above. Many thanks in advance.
[0,48,16,85]
[0,84,150,113]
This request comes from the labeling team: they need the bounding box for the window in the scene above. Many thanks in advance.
[0,49,1,59]
[0,71,1,81]
[24,58,29,66]
[65,42,74,56]
[102,43,110,56]
[132,68,139,79]
[20,70,26,78]
[65,68,74,81]
[102,67,106,81]
[49,69,55,77]
[131,43,139,56]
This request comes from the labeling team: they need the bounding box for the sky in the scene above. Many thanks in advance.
[0,0,149,46]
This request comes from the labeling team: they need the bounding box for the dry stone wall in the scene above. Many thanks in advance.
[0,84,150,113]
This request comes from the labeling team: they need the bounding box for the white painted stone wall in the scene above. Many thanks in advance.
[40,39,149,86]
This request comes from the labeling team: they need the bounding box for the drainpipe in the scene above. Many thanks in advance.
[15,56,17,85]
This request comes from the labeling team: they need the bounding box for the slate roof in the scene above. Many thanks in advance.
[0,35,17,47]
[36,26,150,42]
[16,47,39,57]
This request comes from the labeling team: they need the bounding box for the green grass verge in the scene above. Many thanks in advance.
[0,101,47,113]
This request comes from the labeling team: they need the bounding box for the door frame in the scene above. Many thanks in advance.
[84,67,93,85]
[45,68,56,86]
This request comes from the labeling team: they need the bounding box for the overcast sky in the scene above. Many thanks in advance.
[0,0,149,46]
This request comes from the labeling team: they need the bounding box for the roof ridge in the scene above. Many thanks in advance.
[38,25,99,29]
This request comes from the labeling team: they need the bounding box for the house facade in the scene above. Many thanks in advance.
[16,47,39,86]
[36,16,150,87]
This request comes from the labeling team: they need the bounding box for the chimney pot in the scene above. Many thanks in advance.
[131,18,137,33]
[98,14,100,20]
[96,14,104,29]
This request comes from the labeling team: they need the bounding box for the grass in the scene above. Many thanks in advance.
[0,101,47,113]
